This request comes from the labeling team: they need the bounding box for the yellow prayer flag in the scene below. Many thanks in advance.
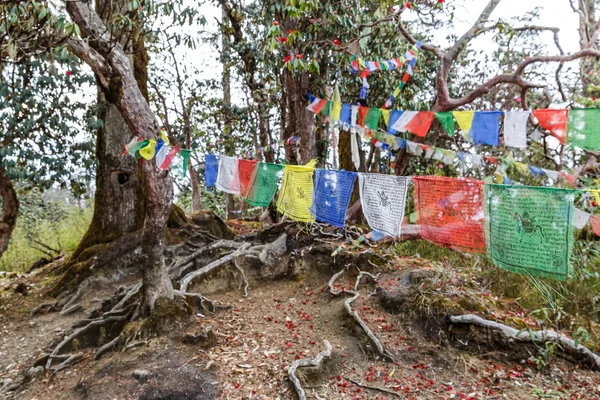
[160,129,170,145]
[514,162,530,176]
[331,102,342,121]
[139,139,157,160]
[276,161,316,222]
[452,111,475,138]
[381,109,391,127]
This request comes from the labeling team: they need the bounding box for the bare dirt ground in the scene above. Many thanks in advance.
[1,245,600,400]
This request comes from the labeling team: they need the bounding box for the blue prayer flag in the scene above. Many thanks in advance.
[529,165,544,177]
[388,110,405,134]
[471,111,503,146]
[205,154,218,187]
[310,169,357,228]
[339,104,352,125]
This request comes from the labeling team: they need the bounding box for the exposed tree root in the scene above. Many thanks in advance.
[328,268,395,362]
[449,314,600,370]
[346,377,402,398]
[95,336,120,360]
[288,340,333,400]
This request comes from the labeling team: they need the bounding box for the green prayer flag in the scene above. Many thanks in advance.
[244,162,284,207]
[484,184,574,280]
[131,139,150,155]
[180,149,191,177]
[434,112,456,136]
[364,108,382,130]
[320,101,332,117]
[568,108,600,150]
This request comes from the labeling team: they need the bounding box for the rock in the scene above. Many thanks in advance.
[181,325,217,348]
[132,369,152,383]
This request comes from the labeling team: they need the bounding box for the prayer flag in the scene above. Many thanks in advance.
[204,154,218,187]
[572,208,590,229]
[339,104,352,125]
[180,149,191,177]
[244,163,284,207]
[357,174,410,237]
[452,111,475,138]
[216,155,241,195]
[276,161,316,222]
[364,108,382,130]
[484,184,574,280]
[331,102,343,121]
[124,137,145,154]
[413,176,485,253]
[139,139,157,160]
[307,97,329,114]
[590,214,600,236]
[532,109,568,144]
[158,146,180,170]
[238,159,258,197]
[471,111,503,146]
[503,110,530,149]
[434,112,456,136]
[387,110,405,134]
[357,106,369,127]
[310,169,356,228]
[542,168,560,181]
[390,111,434,137]
[567,108,600,150]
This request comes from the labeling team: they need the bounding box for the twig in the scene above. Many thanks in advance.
[288,340,333,400]
[346,377,402,398]
[233,258,249,297]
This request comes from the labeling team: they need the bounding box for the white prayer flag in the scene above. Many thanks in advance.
[572,208,590,229]
[351,132,361,170]
[215,155,241,195]
[504,111,530,149]
[542,168,560,181]
[471,154,483,167]
[357,174,410,237]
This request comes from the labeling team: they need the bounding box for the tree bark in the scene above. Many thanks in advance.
[69,0,147,260]
[66,0,174,313]
[577,0,600,97]
[0,168,18,259]
[283,70,315,165]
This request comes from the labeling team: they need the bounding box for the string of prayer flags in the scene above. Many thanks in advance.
[204,154,218,187]
[244,162,284,207]
[471,111,503,146]
[238,159,258,197]
[382,43,422,108]
[413,176,485,253]
[434,112,456,136]
[532,109,568,144]
[503,110,530,149]
[276,161,317,222]
[358,174,410,237]
[567,108,600,150]
[390,111,434,137]
[484,184,574,280]
[310,169,357,228]
[216,155,241,195]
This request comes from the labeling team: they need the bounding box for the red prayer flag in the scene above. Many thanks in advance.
[532,109,568,144]
[413,176,486,253]
[404,111,434,137]
[560,172,577,187]
[590,215,600,236]
[238,159,258,197]
[357,106,369,127]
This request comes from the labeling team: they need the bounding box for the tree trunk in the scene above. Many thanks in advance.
[0,168,18,259]
[283,70,315,165]
[66,0,175,313]
[189,165,202,212]
[578,0,600,97]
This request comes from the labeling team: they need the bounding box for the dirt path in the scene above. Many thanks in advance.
[2,264,600,399]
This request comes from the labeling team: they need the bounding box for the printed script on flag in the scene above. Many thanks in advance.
[358,174,410,237]
[485,184,574,280]
[414,176,485,253]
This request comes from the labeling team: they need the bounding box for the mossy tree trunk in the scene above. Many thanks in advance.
[69,0,149,261]
[0,167,18,259]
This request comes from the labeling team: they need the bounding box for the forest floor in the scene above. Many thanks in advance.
[1,221,600,400]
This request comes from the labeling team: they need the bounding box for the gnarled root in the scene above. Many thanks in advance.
[288,340,333,400]
[328,269,395,362]
[449,314,600,370]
